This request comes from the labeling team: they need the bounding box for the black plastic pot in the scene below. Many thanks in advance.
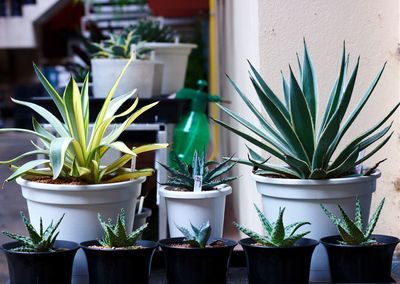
[159,237,237,284]
[1,240,79,284]
[321,234,399,283]
[239,237,318,284]
[80,240,157,284]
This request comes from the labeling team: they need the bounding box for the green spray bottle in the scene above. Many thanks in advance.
[169,80,220,166]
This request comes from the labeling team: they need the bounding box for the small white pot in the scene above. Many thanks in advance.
[91,58,163,98]
[144,42,197,95]
[159,184,232,238]
[17,176,145,284]
[253,170,381,282]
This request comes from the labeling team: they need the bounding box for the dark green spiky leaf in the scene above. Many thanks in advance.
[301,40,318,126]
[254,204,273,235]
[365,198,385,238]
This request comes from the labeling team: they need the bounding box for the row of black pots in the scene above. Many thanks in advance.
[2,234,399,284]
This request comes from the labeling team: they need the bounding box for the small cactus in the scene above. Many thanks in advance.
[176,221,212,248]
[159,151,237,191]
[321,197,385,245]
[98,208,147,248]
[2,212,64,252]
[234,204,310,247]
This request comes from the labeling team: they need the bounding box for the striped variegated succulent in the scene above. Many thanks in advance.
[321,197,385,245]
[176,221,211,248]
[234,204,311,247]
[0,57,168,184]
[214,41,399,179]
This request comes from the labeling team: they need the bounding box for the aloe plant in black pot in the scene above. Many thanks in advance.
[320,197,399,283]
[235,204,318,284]
[159,221,237,284]
[80,209,157,284]
[1,212,79,284]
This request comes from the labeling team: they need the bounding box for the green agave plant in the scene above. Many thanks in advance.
[234,204,310,247]
[159,151,237,191]
[98,208,147,248]
[0,57,168,184]
[321,197,385,245]
[91,30,151,59]
[2,212,64,252]
[176,221,212,248]
[214,41,399,179]
[126,19,175,43]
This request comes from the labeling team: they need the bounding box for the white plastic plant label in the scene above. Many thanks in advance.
[193,175,203,192]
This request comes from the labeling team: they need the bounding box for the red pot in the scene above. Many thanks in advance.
[149,0,209,17]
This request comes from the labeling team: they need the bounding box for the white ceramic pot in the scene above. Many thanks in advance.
[253,170,381,282]
[159,184,232,238]
[17,176,145,284]
[91,58,163,98]
[144,43,197,95]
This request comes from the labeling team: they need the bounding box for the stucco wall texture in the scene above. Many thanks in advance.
[222,0,400,238]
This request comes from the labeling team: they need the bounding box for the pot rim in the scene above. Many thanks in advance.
[239,237,319,249]
[16,176,146,192]
[158,237,237,250]
[252,169,381,185]
[1,240,80,254]
[320,234,400,248]
[143,42,197,49]
[158,184,232,199]
[80,240,158,251]
[90,58,156,64]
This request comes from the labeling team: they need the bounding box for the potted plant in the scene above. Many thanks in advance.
[235,204,318,284]
[213,41,400,281]
[0,58,168,283]
[320,197,399,283]
[127,19,197,95]
[90,30,163,98]
[158,151,237,237]
[159,221,237,284]
[1,212,79,284]
[80,209,157,284]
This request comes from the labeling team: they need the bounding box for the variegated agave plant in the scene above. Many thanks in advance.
[0,57,168,184]
[234,204,310,247]
[321,197,385,245]
[214,41,399,179]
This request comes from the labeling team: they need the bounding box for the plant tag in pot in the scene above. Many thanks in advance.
[194,175,203,192]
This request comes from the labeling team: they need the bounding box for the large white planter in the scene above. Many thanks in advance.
[253,170,381,282]
[144,42,197,94]
[17,176,145,284]
[91,58,163,98]
[159,184,232,238]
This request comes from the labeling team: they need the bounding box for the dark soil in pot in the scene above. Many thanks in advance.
[1,240,79,284]
[239,237,318,284]
[158,237,237,284]
[321,234,399,283]
[80,240,158,284]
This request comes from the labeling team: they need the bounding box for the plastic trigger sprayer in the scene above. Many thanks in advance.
[169,80,220,167]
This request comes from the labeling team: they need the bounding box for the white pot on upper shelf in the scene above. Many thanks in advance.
[144,41,197,95]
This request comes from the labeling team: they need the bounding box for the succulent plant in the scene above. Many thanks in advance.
[98,208,147,248]
[126,19,175,43]
[0,58,168,184]
[234,204,310,247]
[214,41,399,179]
[90,30,151,59]
[321,197,385,245]
[176,221,212,248]
[2,212,64,252]
[159,151,237,191]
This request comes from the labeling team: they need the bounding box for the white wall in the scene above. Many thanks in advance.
[221,0,400,236]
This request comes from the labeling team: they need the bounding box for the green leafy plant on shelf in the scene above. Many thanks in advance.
[159,151,237,191]
[90,30,151,59]
[234,204,310,247]
[0,57,168,184]
[321,197,385,245]
[2,212,64,252]
[98,208,147,248]
[176,221,211,248]
[214,41,400,179]
[125,19,175,43]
